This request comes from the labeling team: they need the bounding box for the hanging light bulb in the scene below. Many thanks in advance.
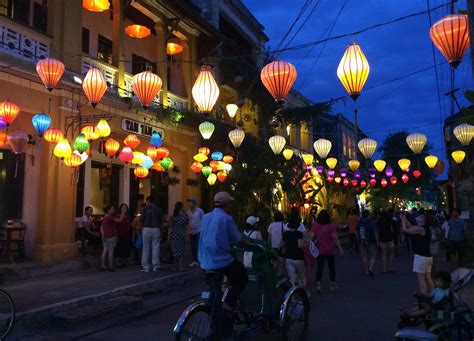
[282,149,294,161]
[124,134,141,150]
[192,65,219,113]
[229,128,245,148]
[358,138,377,159]
[348,160,360,172]
[119,146,133,163]
[226,104,238,119]
[326,157,337,169]
[302,153,314,166]
[73,133,90,153]
[83,0,110,12]
[81,125,100,141]
[36,58,65,92]
[398,158,411,172]
[32,113,51,137]
[451,150,466,164]
[260,60,297,103]
[7,130,28,154]
[104,137,120,158]
[453,123,474,146]
[337,43,370,101]
[406,133,427,154]
[268,135,286,155]
[0,101,20,126]
[96,119,111,138]
[131,71,162,108]
[313,138,332,159]
[430,14,470,68]
[83,67,107,108]
[54,138,72,159]
[425,155,438,169]
[134,166,149,178]
[156,147,170,159]
[125,24,151,39]
[373,159,386,172]
[199,121,215,140]
[43,128,64,143]
[207,173,217,186]
[149,132,162,147]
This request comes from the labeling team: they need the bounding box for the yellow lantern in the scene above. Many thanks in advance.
[313,138,332,159]
[193,153,208,162]
[54,138,72,159]
[358,138,377,159]
[337,43,370,101]
[302,153,314,166]
[81,125,100,140]
[226,104,238,119]
[453,123,474,146]
[228,128,245,148]
[451,150,466,164]
[326,157,337,169]
[373,159,386,173]
[207,173,217,186]
[348,160,360,172]
[96,119,111,138]
[63,154,82,168]
[406,133,427,154]
[199,121,215,140]
[192,65,219,113]
[398,158,411,172]
[132,151,145,165]
[268,135,286,155]
[425,155,438,169]
[282,149,294,161]
[134,166,149,178]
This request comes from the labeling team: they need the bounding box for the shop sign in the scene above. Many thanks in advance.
[122,119,164,139]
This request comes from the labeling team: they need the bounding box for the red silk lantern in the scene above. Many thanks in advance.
[217,171,227,183]
[402,174,409,183]
[155,147,169,160]
[82,67,107,108]
[343,178,349,187]
[369,178,376,186]
[209,160,219,169]
[36,58,65,91]
[381,178,388,188]
[360,180,367,188]
[413,170,421,179]
[223,155,234,164]
[198,147,210,156]
[191,162,203,173]
[125,25,151,39]
[134,166,149,178]
[104,137,120,157]
[327,177,333,183]
[260,60,297,103]
[131,71,162,108]
[0,101,20,125]
[0,131,8,147]
[351,179,358,187]
[147,146,157,159]
[43,128,64,143]
[119,146,133,163]
[390,176,397,185]
[124,134,140,150]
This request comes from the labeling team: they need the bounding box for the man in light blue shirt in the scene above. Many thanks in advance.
[198,191,248,311]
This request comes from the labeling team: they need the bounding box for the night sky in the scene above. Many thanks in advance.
[244,0,473,170]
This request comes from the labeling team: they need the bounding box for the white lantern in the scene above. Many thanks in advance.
[199,121,215,140]
[228,128,245,148]
[268,135,286,155]
[406,133,427,154]
[358,138,377,159]
[226,104,238,119]
[453,123,474,146]
[192,65,220,113]
[313,138,332,159]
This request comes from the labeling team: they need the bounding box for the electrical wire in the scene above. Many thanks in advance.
[274,0,313,53]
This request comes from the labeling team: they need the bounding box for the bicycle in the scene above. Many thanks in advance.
[0,289,15,340]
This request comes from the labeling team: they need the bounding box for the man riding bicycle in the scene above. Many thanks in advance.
[198,191,249,313]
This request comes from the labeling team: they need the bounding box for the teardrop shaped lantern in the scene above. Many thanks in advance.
[119,146,133,163]
[223,155,234,164]
[96,119,111,138]
[268,135,286,155]
[337,43,370,101]
[191,162,203,173]
[147,146,157,160]
[207,173,217,186]
[132,151,145,165]
[149,132,162,147]
[83,0,110,12]
[302,153,314,166]
[406,133,427,154]
[32,113,51,137]
[402,174,409,183]
[398,158,411,172]
[326,157,338,169]
[313,139,332,159]
[124,134,141,150]
[282,149,294,161]
[348,160,360,172]
[156,147,170,160]
[226,104,238,119]
[229,128,245,148]
[425,155,438,169]
[198,147,210,156]
[131,71,162,108]
[104,137,120,158]
[453,123,474,146]
[202,166,212,178]
[83,67,107,108]
[64,153,83,168]
[73,133,90,153]
[0,101,20,126]
[81,125,100,141]
[134,166,149,178]
[54,138,72,159]
[451,150,466,164]
[429,14,470,68]
[36,58,65,91]
[44,128,64,143]
[358,138,377,159]
[192,65,220,113]
[373,159,386,172]
[199,121,215,140]
[160,157,174,171]
[260,60,297,103]
[7,130,28,154]
[125,25,151,39]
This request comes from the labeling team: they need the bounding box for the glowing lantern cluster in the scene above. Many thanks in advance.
[229,129,245,148]
[425,155,438,169]
[199,121,215,140]
[337,43,370,101]
[32,113,51,137]
[268,135,286,155]
[0,101,20,126]
[260,60,297,103]
[374,159,386,173]
[83,0,110,12]
[192,65,220,113]
[104,137,120,158]
[36,58,65,92]
[125,25,151,39]
[451,150,466,164]
[453,123,474,146]
[398,158,411,172]
[132,71,162,108]
[358,138,377,159]
[406,133,427,154]
[83,67,107,108]
[313,139,332,159]
[124,134,141,149]
[44,128,64,143]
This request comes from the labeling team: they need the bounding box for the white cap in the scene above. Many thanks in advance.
[246,216,259,226]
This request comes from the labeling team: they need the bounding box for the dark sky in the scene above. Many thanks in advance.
[243,0,473,167]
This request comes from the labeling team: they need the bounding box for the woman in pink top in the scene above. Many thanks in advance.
[311,210,344,293]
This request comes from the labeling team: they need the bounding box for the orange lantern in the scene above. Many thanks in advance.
[191,162,203,173]
[198,147,210,156]
[63,154,82,168]
[36,58,65,92]
[43,128,64,143]
[0,101,20,125]
[83,0,110,12]
[430,14,470,68]
[125,25,151,39]
[134,166,149,178]
[104,137,120,158]
[217,171,227,183]
[166,38,184,55]
[147,146,157,159]
[124,134,140,150]
[155,146,170,160]
[131,71,162,108]
[390,176,397,185]
[223,155,234,164]
[209,160,219,169]
[260,60,297,103]
[81,125,100,140]
[0,131,8,147]
[82,67,107,108]
[151,162,165,172]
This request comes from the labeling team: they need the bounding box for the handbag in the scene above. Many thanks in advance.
[311,224,330,258]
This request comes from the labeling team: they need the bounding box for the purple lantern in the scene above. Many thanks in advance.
[368,168,376,178]
[340,168,347,178]
[355,169,362,179]
[0,118,6,131]
[385,166,394,177]
[316,165,324,174]
[327,169,335,177]
[306,165,312,172]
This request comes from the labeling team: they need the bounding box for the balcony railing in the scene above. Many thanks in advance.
[167,92,188,111]
[82,56,117,86]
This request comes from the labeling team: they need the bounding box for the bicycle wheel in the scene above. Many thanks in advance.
[174,303,213,341]
[280,287,309,341]
[0,289,15,340]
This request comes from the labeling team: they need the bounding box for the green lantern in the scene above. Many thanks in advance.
[73,133,90,153]
[201,166,212,177]
[160,157,174,171]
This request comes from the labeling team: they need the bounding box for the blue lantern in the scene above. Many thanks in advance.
[150,132,162,147]
[0,118,6,131]
[32,113,51,137]
[140,155,154,169]
[211,151,223,161]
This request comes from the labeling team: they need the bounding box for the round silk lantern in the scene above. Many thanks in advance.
[268,135,286,155]
[125,25,151,39]
[348,160,360,172]
[160,157,173,170]
[282,149,293,161]
[0,101,20,126]
[134,166,149,178]
[229,128,245,148]
[96,119,111,138]
[54,138,72,159]
[36,58,64,91]
[260,60,297,103]
[73,133,90,153]
[202,166,212,177]
[131,71,162,108]
[132,151,145,165]
[211,151,223,161]
[82,125,100,140]
[192,65,220,113]
[155,147,169,159]
[358,138,377,159]
[198,147,210,156]
[199,121,215,140]
[398,158,411,172]
[149,132,162,147]
[104,137,119,157]
[326,157,337,169]
[223,155,234,164]
[374,159,386,173]
[451,150,466,164]
[193,153,208,162]
[406,133,427,154]
[313,138,332,159]
[124,134,141,150]
[44,128,64,143]
[32,113,51,137]
[191,162,203,173]
[119,146,133,163]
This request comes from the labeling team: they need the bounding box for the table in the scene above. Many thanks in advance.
[1,226,27,263]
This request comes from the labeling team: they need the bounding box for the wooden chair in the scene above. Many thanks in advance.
[0,220,27,258]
